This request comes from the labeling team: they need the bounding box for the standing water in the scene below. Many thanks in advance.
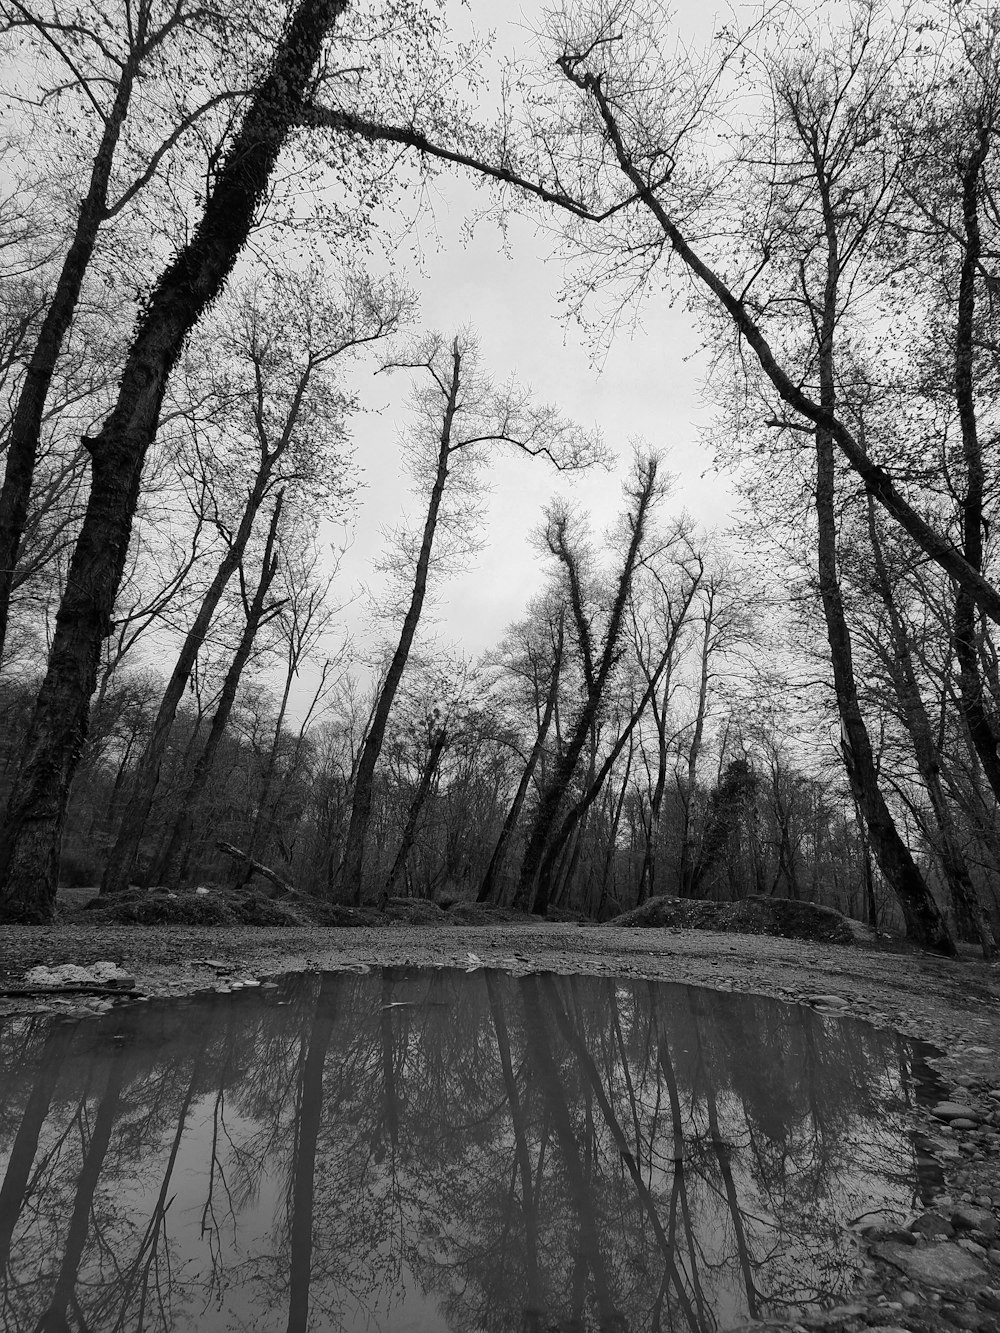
[0,969,933,1331]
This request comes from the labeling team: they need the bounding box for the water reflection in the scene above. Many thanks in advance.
[0,970,929,1332]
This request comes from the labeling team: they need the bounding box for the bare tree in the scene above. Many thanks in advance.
[0,0,351,922]
[99,267,401,896]
[0,0,264,659]
[338,331,602,905]
[516,449,667,914]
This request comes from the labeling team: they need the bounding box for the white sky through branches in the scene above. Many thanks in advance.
[334,0,735,668]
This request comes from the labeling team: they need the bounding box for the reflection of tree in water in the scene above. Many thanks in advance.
[0,971,921,1332]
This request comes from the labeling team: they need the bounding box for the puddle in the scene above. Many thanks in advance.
[0,969,935,1331]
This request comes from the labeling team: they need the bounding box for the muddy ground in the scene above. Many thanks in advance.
[2,916,1000,1332]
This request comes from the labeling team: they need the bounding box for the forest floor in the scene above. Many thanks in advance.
[2,902,1000,1330]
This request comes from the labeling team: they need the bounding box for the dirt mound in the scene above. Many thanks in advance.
[611,897,718,930]
[608,894,855,945]
[84,888,316,927]
[384,897,445,924]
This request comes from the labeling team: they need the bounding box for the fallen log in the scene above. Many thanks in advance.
[215,841,297,897]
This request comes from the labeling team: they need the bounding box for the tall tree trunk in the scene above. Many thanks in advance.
[817,456,952,954]
[812,164,952,953]
[156,503,283,887]
[866,497,995,958]
[239,634,297,879]
[952,131,1000,802]
[381,727,447,904]
[0,52,140,664]
[478,613,565,904]
[102,491,281,894]
[636,683,670,905]
[677,595,713,897]
[595,740,633,918]
[0,0,346,923]
[518,457,661,913]
[533,631,672,915]
[339,344,461,904]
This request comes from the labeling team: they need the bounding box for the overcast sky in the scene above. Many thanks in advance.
[333,0,736,669]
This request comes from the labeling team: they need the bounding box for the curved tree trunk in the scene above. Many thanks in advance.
[0,0,347,923]
[338,344,461,904]
[808,137,953,955]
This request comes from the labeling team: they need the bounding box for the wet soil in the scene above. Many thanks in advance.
[2,909,1000,1331]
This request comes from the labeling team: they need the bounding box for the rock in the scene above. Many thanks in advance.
[932,1103,981,1122]
[956,1238,987,1258]
[809,994,848,1007]
[952,1118,980,1130]
[865,1227,918,1245]
[910,1212,955,1239]
[952,1206,998,1238]
[23,960,133,988]
[944,1307,979,1330]
[872,1240,987,1286]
